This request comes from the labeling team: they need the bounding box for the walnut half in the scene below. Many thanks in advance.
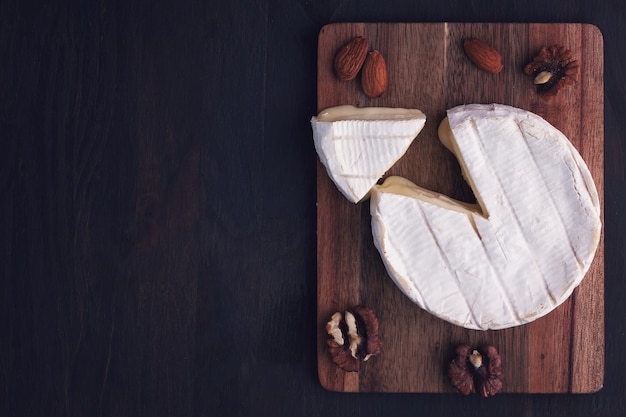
[447,344,504,397]
[523,44,579,98]
[325,306,382,372]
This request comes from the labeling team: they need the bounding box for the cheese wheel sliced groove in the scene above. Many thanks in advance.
[370,104,601,330]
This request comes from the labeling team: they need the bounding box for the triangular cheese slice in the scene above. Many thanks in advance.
[370,103,601,330]
[311,105,426,203]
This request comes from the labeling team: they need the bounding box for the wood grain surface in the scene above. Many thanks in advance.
[316,23,604,393]
[5,0,626,415]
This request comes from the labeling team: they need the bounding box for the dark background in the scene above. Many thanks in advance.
[1,0,624,416]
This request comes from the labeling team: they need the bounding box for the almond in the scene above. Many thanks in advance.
[463,38,504,74]
[334,37,369,81]
[361,50,388,98]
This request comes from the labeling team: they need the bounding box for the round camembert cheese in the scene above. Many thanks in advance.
[370,103,601,330]
[311,105,426,203]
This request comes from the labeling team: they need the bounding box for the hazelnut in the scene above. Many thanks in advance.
[447,343,503,397]
[324,306,382,372]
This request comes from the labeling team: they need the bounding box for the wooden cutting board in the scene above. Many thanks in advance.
[316,23,604,394]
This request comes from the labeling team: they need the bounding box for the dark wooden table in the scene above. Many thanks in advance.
[2,0,625,416]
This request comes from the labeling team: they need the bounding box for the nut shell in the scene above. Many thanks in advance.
[324,305,382,372]
[476,345,503,397]
[447,343,503,397]
[447,344,474,395]
[334,37,369,81]
[361,50,388,97]
[463,38,504,74]
[328,341,360,372]
[523,44,579,98]
[351,305,382,360]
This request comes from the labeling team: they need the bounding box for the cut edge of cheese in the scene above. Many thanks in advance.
[440,104,601,220]
[311,105,427,203]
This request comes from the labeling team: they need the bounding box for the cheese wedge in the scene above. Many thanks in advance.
[370,103,601,330]
[311,105,427,203]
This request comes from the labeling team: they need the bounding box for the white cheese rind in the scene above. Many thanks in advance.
[370,104,601,330]
[311,105,427,203]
